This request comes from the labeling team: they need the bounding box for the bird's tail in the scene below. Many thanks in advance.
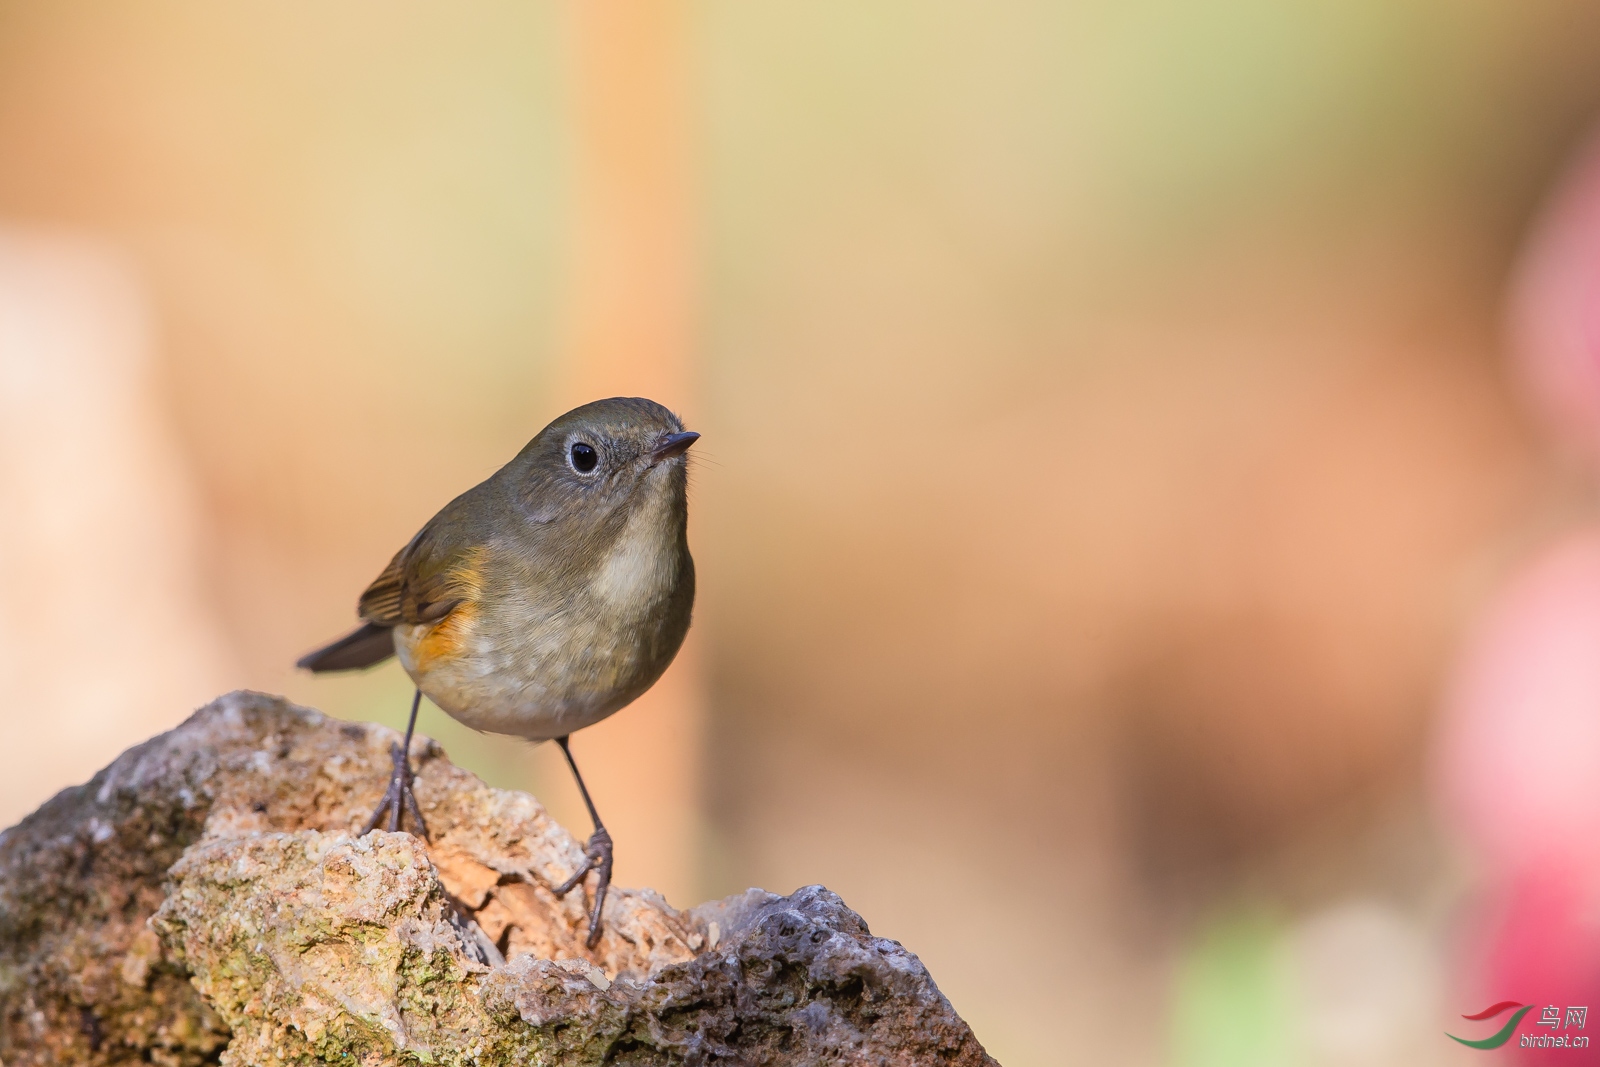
[296,622,396,672]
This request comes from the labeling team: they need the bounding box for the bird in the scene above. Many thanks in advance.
[297,396,697,946]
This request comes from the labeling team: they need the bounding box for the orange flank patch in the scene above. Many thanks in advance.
[410,598,477,672]
[410,549,486,672]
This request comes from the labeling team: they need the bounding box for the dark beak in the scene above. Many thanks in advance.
[652,430,700,462]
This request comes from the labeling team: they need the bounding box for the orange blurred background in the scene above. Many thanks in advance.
[4,3,1600,1064]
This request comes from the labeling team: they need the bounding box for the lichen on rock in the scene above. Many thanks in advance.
[0,691,995,1065]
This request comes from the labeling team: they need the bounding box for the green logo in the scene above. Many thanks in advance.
[1448,1002,1533,1050]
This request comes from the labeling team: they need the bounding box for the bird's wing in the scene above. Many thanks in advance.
[357,521,475,626]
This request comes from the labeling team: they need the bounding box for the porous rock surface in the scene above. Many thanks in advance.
[0,691,995,1065]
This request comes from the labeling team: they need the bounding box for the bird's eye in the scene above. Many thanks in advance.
[569,442,599,474]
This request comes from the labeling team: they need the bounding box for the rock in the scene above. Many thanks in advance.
[0,691,996,1065]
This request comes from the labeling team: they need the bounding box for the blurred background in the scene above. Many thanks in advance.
[5,2,1600,1064]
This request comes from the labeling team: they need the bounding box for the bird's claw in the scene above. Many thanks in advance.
[552,826,613,948]
[362,741,430,841]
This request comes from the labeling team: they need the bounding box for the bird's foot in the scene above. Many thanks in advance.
[362,741,430,841]
[552,826,613,948]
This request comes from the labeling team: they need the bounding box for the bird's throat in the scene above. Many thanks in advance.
[590,476,683,612]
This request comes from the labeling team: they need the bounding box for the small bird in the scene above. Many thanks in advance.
[297,397,697,946]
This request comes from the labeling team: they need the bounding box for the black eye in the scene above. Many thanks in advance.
[569,442,599,474]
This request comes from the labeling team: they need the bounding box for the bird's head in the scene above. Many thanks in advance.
[509,396,698,537]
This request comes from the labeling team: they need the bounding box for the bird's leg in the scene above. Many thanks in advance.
[550,735,613,948]
[362,689,430,841]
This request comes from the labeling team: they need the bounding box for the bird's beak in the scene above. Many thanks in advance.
[651,430,700,463]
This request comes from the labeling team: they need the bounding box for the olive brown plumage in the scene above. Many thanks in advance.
[298,397,698,945]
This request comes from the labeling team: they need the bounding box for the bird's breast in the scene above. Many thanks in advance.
[394,521,690,741]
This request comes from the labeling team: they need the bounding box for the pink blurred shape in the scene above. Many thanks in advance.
[1438,532,1600,870]
[1437,532,1600,1062]
[1482,866,1600,1064]
[1439,121,1600,1058]
[1509,125,1600,464]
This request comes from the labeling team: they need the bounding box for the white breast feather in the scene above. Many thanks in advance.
[592,485,676,610]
